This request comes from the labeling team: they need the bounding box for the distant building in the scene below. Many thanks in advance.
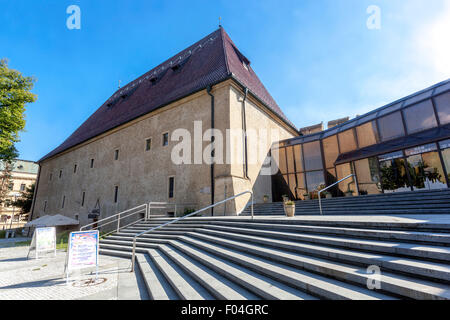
[299,123,324,136]
[328,117,350,129]
[0,160,39,229]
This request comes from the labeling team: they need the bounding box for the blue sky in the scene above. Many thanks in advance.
[1,0,449,161]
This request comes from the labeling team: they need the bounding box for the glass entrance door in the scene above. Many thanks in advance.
[379,151,411,193]
[405,144,447,191]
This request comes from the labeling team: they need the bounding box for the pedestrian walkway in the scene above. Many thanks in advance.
[0,246,148,300]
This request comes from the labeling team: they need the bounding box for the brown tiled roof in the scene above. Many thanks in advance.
[40,28,296,162]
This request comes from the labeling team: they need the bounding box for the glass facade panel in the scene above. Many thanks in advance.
[354,158,381,194]
[434,92,450,125]
[441,148,450,183]
[378,112,405,142]
[356,121,379,148]
[338,129,357,153]
[322,135,339,168]
[403,100,437,134]
[407,152,447,190]
[336,163,356,194]
[296,173,307,199]
[293,145,303,172]
[277,148,287,173]
[405,143,437,156]
[303,141,323,171]
[379,157,410,193]
[379,150,403,161]
[286,146,295,173]
[377,102,403,117]
[305,171,325,193]
[440,139,450,149]
[288,173,297,198]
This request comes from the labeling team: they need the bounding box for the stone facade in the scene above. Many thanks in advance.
[32,80,295,227]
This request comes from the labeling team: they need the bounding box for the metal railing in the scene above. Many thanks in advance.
[130,190,254,271]
[147,202,197,219]
[318,174,358,215]
[80,204,148,237]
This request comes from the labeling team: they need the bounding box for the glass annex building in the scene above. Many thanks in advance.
[272,79,450,201]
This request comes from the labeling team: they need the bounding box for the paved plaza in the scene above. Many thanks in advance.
[0,245,148,300]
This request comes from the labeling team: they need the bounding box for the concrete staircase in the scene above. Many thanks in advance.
[242,189,450,216]
[99,216,450,300]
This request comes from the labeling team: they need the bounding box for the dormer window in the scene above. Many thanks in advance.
[149,77,158,84]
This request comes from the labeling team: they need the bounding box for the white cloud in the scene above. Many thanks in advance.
[416,1,450,78]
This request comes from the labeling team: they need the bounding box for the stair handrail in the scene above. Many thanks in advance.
[80,203,148,233]
[130,190,254,271]
[147,202,198,219]
[318,174,356,215]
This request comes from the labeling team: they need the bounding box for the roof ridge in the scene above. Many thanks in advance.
[219,27,231,76]
[105,29,222,106]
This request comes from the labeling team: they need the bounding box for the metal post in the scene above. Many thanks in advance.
[251,192,254,219]
[117,212,120,233]
[319,192,323,215]
[131,239,136,272]
[224,185,227,216]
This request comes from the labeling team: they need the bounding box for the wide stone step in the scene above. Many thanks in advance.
[175,234,449,300]
[174,236,395,300]
[147,248,213,300]
[247,209,450,216]
[183,230,450,283]
[99,240,316,299]
[159,244,260,300]
[99,234,450,299]
[135,219,450,232]
[99,237,392,299]
[159,217,450,232]
[196,225,450,262]
[252,202,450,210]
[136,253,178,300]
[207,221,450,246]
[118,224,450,262]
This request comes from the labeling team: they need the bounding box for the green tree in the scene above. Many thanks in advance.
[0,58,36,161]
[13,183,35,215]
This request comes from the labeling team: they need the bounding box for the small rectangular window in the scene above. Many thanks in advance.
[145,138,152,151]
[20,184,26,191]
[114,149,119,160]
[162,133,169,146]
[43,201,47,212]
[62,196,65,209]
[90,159,94,168]
[168,177,174,198]
[81,191,85,207]
[49,173,52,181]
[8,183,13,190]
[114,186,119,203]
[74,164,77,173]
[59,170,62,178]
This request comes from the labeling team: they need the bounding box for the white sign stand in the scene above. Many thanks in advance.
[27,227,56,260]
[64,230,99,285]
